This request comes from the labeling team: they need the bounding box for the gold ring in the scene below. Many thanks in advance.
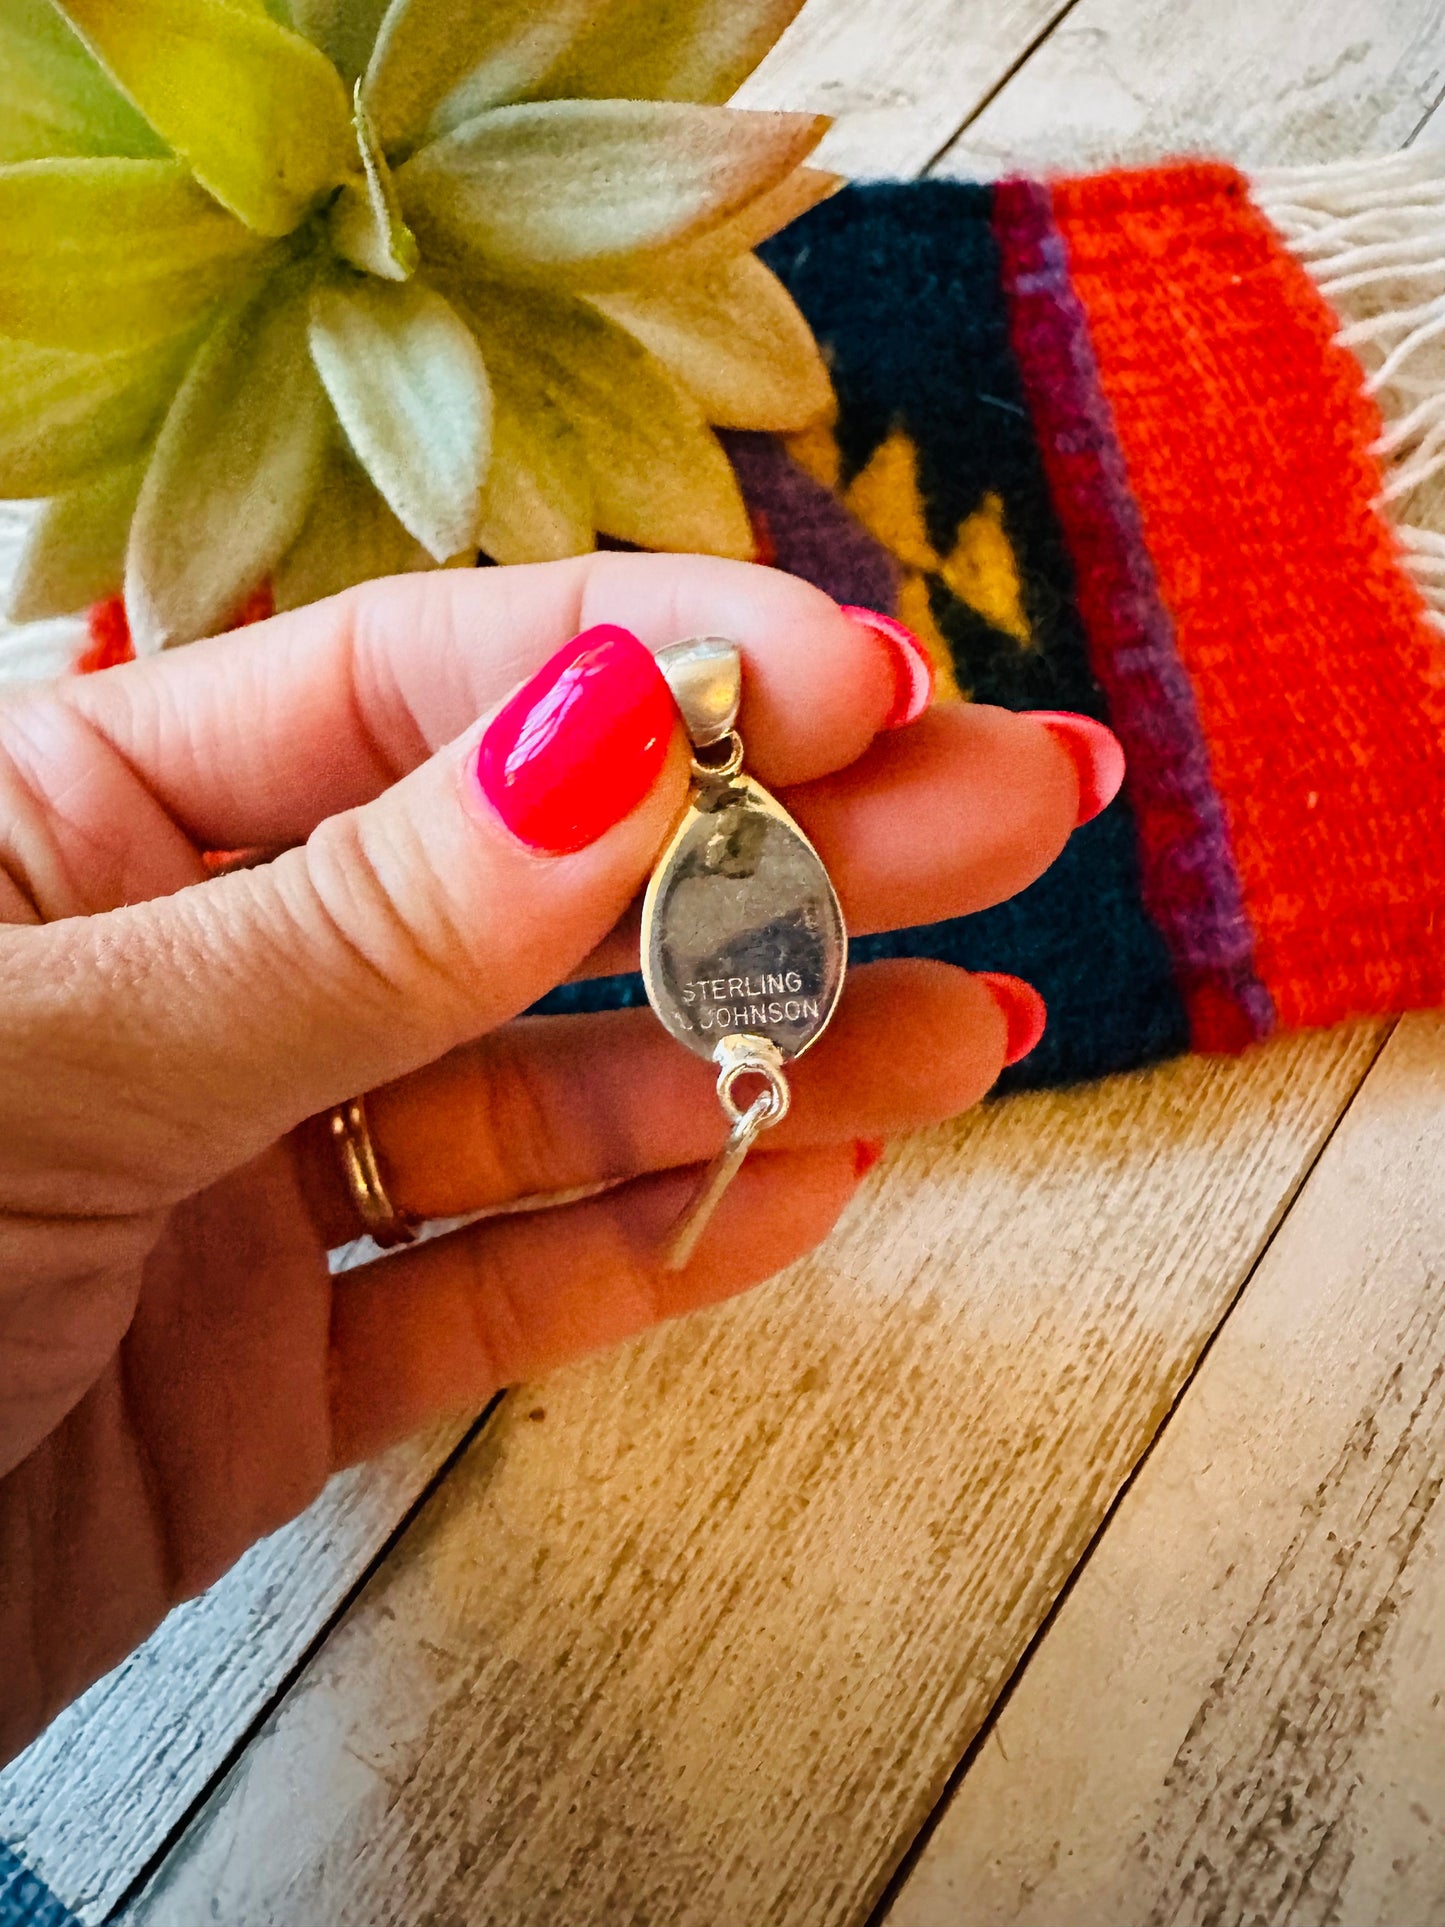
[328,1095,418,1249]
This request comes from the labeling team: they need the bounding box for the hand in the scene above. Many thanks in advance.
[0,553,1102,1762]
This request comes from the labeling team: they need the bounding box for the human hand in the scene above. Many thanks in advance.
[0,553,1114,1761]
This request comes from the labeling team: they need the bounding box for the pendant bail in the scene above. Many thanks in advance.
[655,636,742,748]
[713,1032,790,1127]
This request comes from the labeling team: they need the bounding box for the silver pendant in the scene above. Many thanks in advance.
[643,637,846,1268]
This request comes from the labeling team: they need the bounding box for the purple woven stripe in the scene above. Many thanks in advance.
[721,429,900,615]
[996,178,1274,1045]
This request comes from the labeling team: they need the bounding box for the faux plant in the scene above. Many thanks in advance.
[0,0,838,648]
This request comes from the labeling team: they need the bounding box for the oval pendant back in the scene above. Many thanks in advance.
[641,773,846,1064]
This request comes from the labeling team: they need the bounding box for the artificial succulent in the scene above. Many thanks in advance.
[0,0,838,648]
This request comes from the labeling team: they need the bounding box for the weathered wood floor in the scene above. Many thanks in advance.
[5,2,1445,1922]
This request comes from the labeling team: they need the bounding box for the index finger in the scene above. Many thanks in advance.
[54,553,905,850]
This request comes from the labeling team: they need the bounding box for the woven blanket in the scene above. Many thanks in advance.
[5,151,1443,1095]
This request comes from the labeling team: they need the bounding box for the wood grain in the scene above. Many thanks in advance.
[0,5,1093,1917]
[14,3,1436,1922]
[0,1423,470,1923]
[884,25,1445,1926]
[737,0,1071,179]
[885,1013,1445,1927]
[120,1031,1383,1927]
[933,0,1445,176]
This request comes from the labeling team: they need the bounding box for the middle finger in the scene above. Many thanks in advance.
[574,700,1093,979]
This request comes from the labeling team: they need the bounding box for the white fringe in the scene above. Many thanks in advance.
[1254,145,1445,629]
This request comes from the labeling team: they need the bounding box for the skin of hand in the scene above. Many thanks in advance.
[0,552,1091,1765]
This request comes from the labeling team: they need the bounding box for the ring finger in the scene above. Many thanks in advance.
[296,957,1039,1248]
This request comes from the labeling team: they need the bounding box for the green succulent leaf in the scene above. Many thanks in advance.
[465,283,752,557]
[273,441,431,611]
[572,165,843,297]
[286,0,390,85]
[364,0,593,155]
[399,100,827,273]
[476,389,593,565]
[671,164,843,265]
[0,158,271,353]
[308,275,492,561]
[128,272,330,650]
[589,253,832,431]
[6,454,147,622]
[0,0,166,163]
[537,0,808,107]
[55,0,357,236]
[0,0,834,619]
[330,89,419,282]
[0,331,194,496]
[222,0,306,25]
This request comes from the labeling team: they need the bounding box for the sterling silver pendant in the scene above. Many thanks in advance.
[643,637,846,1267]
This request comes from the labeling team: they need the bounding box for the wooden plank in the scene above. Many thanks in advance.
[1411,84,1445,144]
[737,0,1070,180]
[933,0,1445,176]
[884,1012,1445,1927]
[882,23,1445,1925]
[119,1029,1384,1927]
[0,4,1081,1917]
[0,1422,471,1924]
[22,3,1441,1911]
[107,3,1441,1927]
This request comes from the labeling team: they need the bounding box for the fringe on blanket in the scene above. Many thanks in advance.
[1254,145,1445,630]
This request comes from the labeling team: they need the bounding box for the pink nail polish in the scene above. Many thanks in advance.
[854,1137,885,1177]
[1027,711,1126,826]
[839,605,935,730]
[474,624,676,854]
[976,972,1048,1067]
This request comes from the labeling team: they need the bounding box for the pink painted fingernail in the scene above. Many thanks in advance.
[854,1138,885,1177]
[1027,711,1126,825]
[474,624,676,854]
[976,972,1048,1067]
[840,605,936,730]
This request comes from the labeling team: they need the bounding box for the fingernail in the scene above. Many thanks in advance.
[840,605,935,730]
[474,624,676,854]
[1027,711,1126,825]
[976,972,1048,1067]
[854,1138,886,1177]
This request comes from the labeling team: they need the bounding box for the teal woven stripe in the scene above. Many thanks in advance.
[0,1847,79,1927]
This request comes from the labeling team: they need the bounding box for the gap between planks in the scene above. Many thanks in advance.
[118,1027,1385,1927]
[886,1011,1445,1927]
[10,1,1443,1923]
[866,1022,1397,1927]
[0,2,1088,1918]
[932,0,1445,176]
[879,23,1445,1918]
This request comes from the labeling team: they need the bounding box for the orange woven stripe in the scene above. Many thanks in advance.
[1054,161,1445,1028]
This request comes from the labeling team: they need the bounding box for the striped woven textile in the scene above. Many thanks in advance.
[547,157,1445,1089]
[7,156,1443,1094]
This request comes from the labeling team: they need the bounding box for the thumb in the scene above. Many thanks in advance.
[11,625,689,1203]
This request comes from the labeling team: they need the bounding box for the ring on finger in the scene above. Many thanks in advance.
[328,1095,419,1249]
